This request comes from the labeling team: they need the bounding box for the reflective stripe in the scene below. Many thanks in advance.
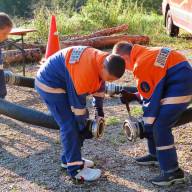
[71,106,87,116]
[67,161,83,166]
[164,167,179,174]
[143,117,156,125]
[35,79,66,94]
[161,95,192,105]
[92,92,105,98]
[0,65,3,70]
[156,144,175,151]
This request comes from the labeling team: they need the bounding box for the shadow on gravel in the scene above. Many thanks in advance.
[0,116,192,192]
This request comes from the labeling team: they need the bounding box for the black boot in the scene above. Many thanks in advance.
[150,168,185,186]
[135,154,159,166]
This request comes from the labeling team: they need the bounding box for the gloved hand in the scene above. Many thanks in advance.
[120,89,140,104]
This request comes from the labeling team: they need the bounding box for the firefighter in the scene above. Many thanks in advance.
[0,13,13,98]
[112,42,192,186]
[35,46,125,182]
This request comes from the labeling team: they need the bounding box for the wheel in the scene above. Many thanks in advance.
[166,10,179,37]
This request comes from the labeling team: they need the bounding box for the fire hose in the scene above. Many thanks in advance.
[0,97,105,139]
[123,101,192,142]
[4,70,34,88]
[2,73,191,137]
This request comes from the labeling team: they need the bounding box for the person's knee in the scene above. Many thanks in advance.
[153,122,174,147]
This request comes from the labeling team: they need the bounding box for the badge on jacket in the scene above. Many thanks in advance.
[155,47,171,68]
[140,81,150,93]
[69,46,87,64]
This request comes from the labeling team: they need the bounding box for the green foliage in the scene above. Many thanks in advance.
[9,0,192,50]
[0,0,32,17]
[130,0,162,13]
[0,0,86,17]
[26,0,163,41]
[106,116,120,126]
[130,105,143,117]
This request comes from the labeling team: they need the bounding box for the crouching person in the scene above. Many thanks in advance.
[113,42,192,186]
[35,46,125,182]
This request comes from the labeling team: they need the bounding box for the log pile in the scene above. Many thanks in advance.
[3,24,150,65]
[60,24,150,49]
[60,24,129,41]
[61,34,150,49]
[2,48,42,66]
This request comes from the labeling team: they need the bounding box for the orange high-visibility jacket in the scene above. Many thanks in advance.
[36,46,108,119]
[63,46,108,95]
[127,45,192,124]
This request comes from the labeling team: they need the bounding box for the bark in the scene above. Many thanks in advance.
[61,34,150,49]
[61,24,128,41]
[2,48,42,65]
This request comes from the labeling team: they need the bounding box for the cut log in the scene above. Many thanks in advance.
[6,34,149,58]
[61,34,150,49]
[2,48,42,65]
[61,24,128,41]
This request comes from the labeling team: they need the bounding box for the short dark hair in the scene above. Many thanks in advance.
[0,12,13,30]
[113,41,133,55]
[105,54,125,78]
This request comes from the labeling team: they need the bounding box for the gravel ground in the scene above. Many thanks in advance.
[0,51,192,192]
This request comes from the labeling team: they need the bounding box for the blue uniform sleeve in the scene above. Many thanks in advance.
[142,78,166,134]
[63,62,88,131]
[92,81,105,118]
[0,49,7,98]
[66,82,88,131]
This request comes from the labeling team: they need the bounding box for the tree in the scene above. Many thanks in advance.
[0,0,33,17]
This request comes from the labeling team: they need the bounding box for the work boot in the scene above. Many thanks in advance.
[74,167,101,182]
[150,168,185,186]
[61,158,94,169]
[135,154,159,166]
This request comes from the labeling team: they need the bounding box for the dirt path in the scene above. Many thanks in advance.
[0,57,192,192]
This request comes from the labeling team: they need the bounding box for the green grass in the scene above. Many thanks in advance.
[130,105,143,117]
[106,116,120,126]
[17,0,192,50]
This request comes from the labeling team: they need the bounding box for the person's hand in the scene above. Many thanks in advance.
[120,89,138,104]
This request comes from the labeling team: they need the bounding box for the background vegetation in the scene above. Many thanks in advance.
[1,0,191,49]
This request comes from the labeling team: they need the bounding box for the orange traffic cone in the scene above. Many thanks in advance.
[45,15,60,59]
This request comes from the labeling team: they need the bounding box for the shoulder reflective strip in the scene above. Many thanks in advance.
[35,79,66,94]
[143,117,156,125]
[154,48,171,68]
[156,144,175,151]
[71,106,87,116]
[69,47,87,64]
[0,65,3,70]
[161,95,192,105]
[92,92,105,98]
[67,161,84,166]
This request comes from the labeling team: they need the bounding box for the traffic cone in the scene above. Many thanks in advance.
[45,15,60,59]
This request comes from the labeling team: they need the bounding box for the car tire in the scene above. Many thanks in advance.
[166,10,179,37]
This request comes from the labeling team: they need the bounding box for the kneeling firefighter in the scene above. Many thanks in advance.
[35,46,125,182]
[112,42,192,186]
